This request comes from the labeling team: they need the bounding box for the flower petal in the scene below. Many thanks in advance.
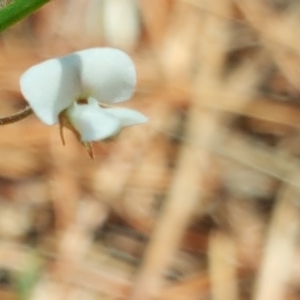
[105,107,148,127]
[76,48,136,104]
[20,54,81,125]
[66,101,121,142]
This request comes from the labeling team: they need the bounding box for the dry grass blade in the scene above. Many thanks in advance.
[208,232,238,300]
[215,132,300,186]
[130,1,233,299]
[253,178,300,300]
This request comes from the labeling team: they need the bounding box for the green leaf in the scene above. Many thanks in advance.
[0,0,50,32]
[14,251,43,300]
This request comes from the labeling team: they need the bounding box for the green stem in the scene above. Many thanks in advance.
[0,0,50,32]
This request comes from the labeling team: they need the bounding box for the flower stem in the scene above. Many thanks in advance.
[0,0,50,32]
[0,106,33,125]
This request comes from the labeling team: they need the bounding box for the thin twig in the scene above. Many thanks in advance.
[0,106,33,125]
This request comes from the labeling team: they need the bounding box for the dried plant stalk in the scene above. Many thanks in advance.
[254,179,300,300]
[208,232,239,300]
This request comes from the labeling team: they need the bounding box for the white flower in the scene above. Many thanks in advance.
[20,48,147,142]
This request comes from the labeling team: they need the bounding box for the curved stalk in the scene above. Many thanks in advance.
[0,106,33,125]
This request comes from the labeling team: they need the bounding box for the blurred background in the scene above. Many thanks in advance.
[0,0,300,299]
